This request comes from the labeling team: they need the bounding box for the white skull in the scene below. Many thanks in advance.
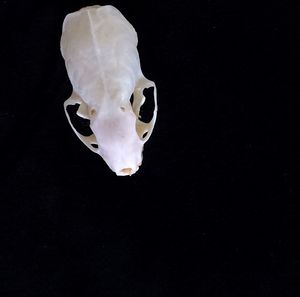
[60,5,157,176]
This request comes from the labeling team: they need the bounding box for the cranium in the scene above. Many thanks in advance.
[60,5,157,176]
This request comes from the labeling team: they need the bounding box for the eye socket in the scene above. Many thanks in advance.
[120,106,126,112]
[140,87,155,123]
[66,104,93,136]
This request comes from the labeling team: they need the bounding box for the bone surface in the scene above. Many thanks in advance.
[61,5,157,176]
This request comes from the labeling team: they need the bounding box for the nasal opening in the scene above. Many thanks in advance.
[120,168,133,176]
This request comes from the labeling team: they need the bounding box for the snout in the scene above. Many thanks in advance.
[99,146,142,176]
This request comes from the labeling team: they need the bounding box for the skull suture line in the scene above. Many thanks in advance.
[61,5,157,176]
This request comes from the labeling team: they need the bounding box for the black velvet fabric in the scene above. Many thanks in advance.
[0,1,298,296]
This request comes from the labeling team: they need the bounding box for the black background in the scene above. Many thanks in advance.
[0,0,299,296]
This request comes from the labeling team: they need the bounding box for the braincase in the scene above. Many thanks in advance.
[61,5,137,61]
[61,5,141,106]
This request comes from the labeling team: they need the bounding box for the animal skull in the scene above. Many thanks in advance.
[60,5,157,176]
